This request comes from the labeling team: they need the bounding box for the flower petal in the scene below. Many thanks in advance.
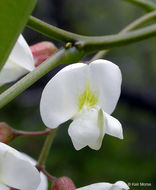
[0,61,28,85]
[68,107,104,150]
[20,153,48,190]
[9,34,34,71]
[76,182,112,190]
[0,143,40,190]
[112,181,129,190]
[89,59,122,115]
[0,35,34,85]
[40,63,88,128]
[76,181,129,190]
[37,173,48,190]
[103,111,123,139]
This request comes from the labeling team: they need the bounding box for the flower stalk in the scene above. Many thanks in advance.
[37,129,57,167]
[39,165,56,182]
[14,128,51,137]
[91,10,156,60]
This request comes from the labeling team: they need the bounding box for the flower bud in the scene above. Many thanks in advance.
[30,41,57,67]
[0,122,16,143]
[52,176,76,190]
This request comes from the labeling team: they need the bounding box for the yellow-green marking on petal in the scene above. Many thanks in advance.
[97,109,104,143]
[78,79,98,111]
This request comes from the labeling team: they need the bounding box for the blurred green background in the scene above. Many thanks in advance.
[1,0,156,189]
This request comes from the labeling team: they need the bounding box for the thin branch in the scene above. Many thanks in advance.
[28,15,156,54]
[27,16,83,43]
[124,0,156,12]
[28,14,156,51]
[121,11,156,33]
[14,129,51,136]
[79,23,156,53]
[91,10,156,61]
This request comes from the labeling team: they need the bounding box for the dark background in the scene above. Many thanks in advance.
[1,0,156,189]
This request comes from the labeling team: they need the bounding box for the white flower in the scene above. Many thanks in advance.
[0,35,34,86]
[76,181,129,190]
[0,142,40,190]
[21,153,48,190]
[40,59,123,150]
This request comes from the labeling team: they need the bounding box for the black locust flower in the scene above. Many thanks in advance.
[40,60,123,150]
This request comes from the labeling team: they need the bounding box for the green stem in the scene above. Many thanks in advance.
[124,0,156,12]
[37,129,57,167]
[121,10,156,33]
[27,16,83,43]
[28,14,156,48]
[28,15,156,54]
[80,23,156,53]
[1,20,156,108]
[91,10,156,61]
[0,47,85,109]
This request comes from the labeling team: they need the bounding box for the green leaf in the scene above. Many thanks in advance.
[124,0,156,12]
[0,0,37,70]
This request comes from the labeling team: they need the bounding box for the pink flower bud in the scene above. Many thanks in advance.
[0,122,16,143]
[52,176,76,190]
[30,41,57,67]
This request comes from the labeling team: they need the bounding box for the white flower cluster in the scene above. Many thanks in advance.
[0,35,129,189]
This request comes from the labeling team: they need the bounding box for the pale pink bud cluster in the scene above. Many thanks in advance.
[52,176,76,190]
[0,122,15,144]
[30,41,57,67]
